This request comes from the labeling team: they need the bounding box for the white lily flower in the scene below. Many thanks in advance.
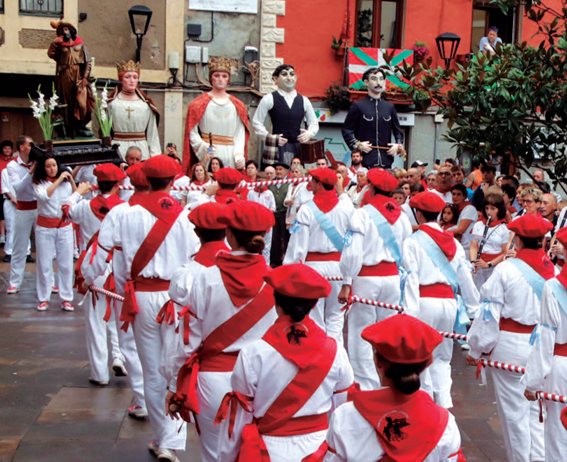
[49,94,59,111]
[101,110,107,123]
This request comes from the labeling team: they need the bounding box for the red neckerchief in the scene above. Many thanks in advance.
[457,200,472,214]
[367,194,402,225]
[480,216,506,227]
[215,252,269,307]
[215,189,240,205]
[254,185,268,193]
[556,265,567,290]
[262,315,328,368]
[192,179,207,186]
[350,387,449,462]
[57,37,84,47]
[313,189,339,213]
[356,183,366,193]
[419,224,457,261]
[128,191,147,206]
[193,241,230,267]
[0,154,12,162]
[516,248,555,280]
[90,194,125,221]
[349,166,356,174]
[135,191,183,225]
[46,177,57,183]
[440,221,455,230]
[435,184,453,194]
[343,176,350,189]
[508,206,518,214]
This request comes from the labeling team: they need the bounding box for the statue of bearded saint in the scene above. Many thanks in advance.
[48,19,95,138]
[182,57,249,176]
[341,68,404,169]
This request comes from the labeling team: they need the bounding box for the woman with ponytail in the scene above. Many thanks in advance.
[325,315,465,462]
[216,263,354,462]
[167,200,278,462]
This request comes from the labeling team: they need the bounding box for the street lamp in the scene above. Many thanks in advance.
[435,32,461,69]
[128,5,153,63]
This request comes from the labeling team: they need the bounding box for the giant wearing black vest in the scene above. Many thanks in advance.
[269,91,304,162]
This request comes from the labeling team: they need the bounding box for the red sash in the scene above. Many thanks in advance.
[216,316,337,462]
[120,192,184,332]
[89,194,124,221]
[351,388,449,462]
[174,284,275,418]
[73,231,100,295]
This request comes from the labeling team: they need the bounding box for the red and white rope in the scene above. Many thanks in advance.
[349,295,404,312]
[90,284,124,302]
[439,331,468,341]
[324,276,344,281]
[117,176,310,192]
[479,359,525,374]
[537,392,567,404]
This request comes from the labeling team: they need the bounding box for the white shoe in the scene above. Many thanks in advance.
[61,301,74,311]
[112,359,128,377]
[157,448,180,462]
[128,405,148,419]
[37,302,49,311]
[461,343,471,350]
[52,286,59,294]
[7,286,19,294]
[88,376,109,386]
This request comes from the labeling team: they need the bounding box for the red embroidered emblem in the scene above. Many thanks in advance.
[379,411,410,442]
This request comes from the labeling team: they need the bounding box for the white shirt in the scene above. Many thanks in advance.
[448,204,479,252]
[65,192,113,246]
[431,189,453,204]
[402,222,480,319]
[33,180,73,219]
[401,202,418,226]
[1,168,15,197]
[247,189,276,212]
[7,157,36,202]
[252,89,319,139]
[469,221,510,256]
[171,175,190,203]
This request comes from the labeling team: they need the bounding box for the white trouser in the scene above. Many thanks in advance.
[3,199,15,255]
[419,297,457,409]
[306,260,344,346]
[9,209,37,287]
[85,275,124,382]
[196,371,232,462]
[262,229,272,264]
[491,330,545,462]
[263,430,327,462]
[132,291,186,450]
[542,355,567,462]
[347,274,400,390]
[113,300,145,408]
[35,224,74,303]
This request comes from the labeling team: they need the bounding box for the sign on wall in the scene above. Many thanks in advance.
[188,0,258,14]
[348,48,414,90]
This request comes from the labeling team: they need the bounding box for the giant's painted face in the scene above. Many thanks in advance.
[364,72,386,97]
[275,68,297,92]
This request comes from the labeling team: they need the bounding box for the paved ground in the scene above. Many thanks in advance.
[0,261,508,462]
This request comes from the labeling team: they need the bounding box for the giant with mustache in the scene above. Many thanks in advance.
[342,68,404,169]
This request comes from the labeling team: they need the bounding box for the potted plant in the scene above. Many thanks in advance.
[332,36,346,57]
[29,84,63,151]
[411,41,429,66]
[324,82,351,115]
[91,80,113,146]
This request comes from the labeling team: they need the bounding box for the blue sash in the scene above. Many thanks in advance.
[548,278,567,318]
[305,200,344,252]
[363,204,401,266]
[508,258,546,300]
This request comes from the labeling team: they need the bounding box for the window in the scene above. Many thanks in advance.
[471,1,518,53]
[20,0,63,16]
[0,1,4,14]
[356,0,403,49]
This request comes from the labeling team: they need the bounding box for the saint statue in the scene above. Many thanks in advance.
[252,64,319,165]
[107,60,161,160]
[341,68,404,169]
[48,19,95,138]
[182,57,249,175]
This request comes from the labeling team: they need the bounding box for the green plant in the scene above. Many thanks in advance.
[324,82,351,115]
[332,36,344,50]
[357,9,373,47]
[91,80,113,137]
[28,84,63,141]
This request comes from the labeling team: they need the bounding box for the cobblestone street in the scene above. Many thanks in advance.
[0,263,508,461]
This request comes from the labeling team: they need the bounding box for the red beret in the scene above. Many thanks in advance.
[556,226,567,248]
[409,191,446,213]
[214,167,243,185]
[367,169,399,192]
[508,214,553,238]
[189,202,227,230]
[93,163,127,182]
[219,201,275,232]
[142,155,180,179]
[561,407,567,431]
[127,163,149,188]
[263,263,331,299]
[362,315,443,364]
[310,167,337,186]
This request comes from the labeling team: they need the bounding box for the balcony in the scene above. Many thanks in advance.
[20,0,63,17]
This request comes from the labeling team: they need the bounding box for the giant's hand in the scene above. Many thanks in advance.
[234,155,245,170]
[387,143,403,156]
[359,141,372,153]
[297,129,313,144]
[277,135,288,147]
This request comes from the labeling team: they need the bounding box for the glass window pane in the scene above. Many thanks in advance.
[472,9,487,53]
[380,1,397,48]
[357,0,374,48]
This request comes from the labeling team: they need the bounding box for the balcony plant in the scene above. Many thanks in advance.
[324,82,351,115]
[332,36,346,57]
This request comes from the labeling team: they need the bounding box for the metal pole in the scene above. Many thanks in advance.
[136,34,143,63]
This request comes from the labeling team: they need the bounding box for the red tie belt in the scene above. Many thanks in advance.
[306,252,341,262]
[16,200,37,211]
[36,215,71,228]
[554,343,567,357]
[480,252,502,262]
[358,261,398,277]
[120,276,170,332]
[499,317,536,334]
[419,283,454,299]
